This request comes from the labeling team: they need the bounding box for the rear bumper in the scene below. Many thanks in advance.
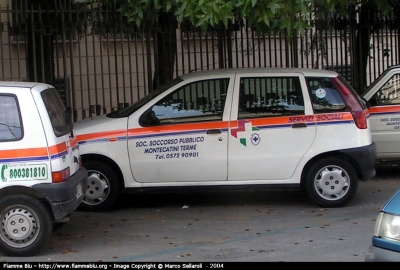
[339,142,377,181]
[32,167,88,220]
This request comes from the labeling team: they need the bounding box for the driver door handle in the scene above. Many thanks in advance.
[207,129,222,134]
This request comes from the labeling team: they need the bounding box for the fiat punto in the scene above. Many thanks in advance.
[74,68,376,211]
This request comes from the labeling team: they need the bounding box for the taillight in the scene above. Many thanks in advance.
[52,167,70,183]
[331,77,367,129]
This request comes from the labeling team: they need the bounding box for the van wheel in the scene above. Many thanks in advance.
[305,157,358,208]
[0,194,52,256]
[80,161,120,212]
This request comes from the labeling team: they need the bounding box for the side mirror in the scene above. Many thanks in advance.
[139,108,160,127]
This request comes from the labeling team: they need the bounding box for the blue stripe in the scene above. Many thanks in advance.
[370,111,400,117]
[0,156,49,163]
[316,120,354,126]
[51,150,69,159]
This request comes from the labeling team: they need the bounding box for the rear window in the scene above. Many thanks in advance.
[306,77,347,113]
[0,94,23,141]
[41,89,70,137]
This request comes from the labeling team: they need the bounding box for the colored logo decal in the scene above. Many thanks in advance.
[231,120,260,146]
[251,133,261,145]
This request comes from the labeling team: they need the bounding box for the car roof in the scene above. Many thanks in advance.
[180,68,339,80]
[0,81,44,88]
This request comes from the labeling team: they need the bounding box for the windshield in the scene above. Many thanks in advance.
[361,66,395,96]
[107,77,184,118]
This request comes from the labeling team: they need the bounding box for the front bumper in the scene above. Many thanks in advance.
[32,167,88,220]
[365,245,400,262]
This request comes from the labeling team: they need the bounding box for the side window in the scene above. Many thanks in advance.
[370,74,400,106]
[238,77,304,119]
[152,78,229,124]
[306,77,347,113]
[0,95,23,141]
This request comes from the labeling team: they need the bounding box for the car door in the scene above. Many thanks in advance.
[128,75,234,183]
[363,67,400,159]
[227,73,316,180]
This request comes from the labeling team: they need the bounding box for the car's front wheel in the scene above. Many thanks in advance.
[0,194,52,256]
[80,161,120,212]
[305,157,358,208]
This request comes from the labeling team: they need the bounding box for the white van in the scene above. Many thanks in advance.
[0,82,88,256]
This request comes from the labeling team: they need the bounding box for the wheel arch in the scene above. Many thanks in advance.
[0,187,55,220]
[81,154,125,192]
[300,151,361,188]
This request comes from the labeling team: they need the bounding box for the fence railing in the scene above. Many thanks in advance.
[0,2,399,121]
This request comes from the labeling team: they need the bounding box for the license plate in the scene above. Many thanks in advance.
[76,182,83,199]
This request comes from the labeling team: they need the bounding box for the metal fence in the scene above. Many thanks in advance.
[0,1,399,121]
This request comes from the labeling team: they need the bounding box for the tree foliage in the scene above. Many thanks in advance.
[94,0,394,37]
[93,0,398,92]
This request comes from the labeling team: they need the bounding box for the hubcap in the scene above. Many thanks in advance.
[314,166,349,200]
[84,171,110,206]
[0,207,39,248]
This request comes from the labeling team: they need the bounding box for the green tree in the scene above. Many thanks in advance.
[95,0,397,93]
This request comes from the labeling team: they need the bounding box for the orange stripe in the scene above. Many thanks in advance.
[369,105,400,113]
[49,142,67,155]
[69,136,78,147]
[233,113,353,126]
[128,121,230,135]
[0,147,48,159]
[0,141,75,159]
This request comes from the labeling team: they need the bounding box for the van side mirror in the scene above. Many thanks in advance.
[139,108,160,127]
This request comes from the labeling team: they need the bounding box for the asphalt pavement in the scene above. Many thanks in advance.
[1,162,400,263]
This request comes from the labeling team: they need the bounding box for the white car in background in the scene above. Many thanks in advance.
[362,65,400,161]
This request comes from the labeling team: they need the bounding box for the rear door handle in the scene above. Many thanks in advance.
[292,123,307,128]
[207,129,222,134]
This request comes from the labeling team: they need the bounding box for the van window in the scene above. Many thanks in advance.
[0,95,22,141]
[238,76,305,119]
[370,74,400,106]
[151,78,229,124]
[306,77,347,113]
[41,89,70,137]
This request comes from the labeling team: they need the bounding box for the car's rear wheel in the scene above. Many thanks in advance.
[305,157,358,208]
[80,161,120,212]
[0,194,52,256]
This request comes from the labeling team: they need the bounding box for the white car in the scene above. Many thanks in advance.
[362,65,400,161]
[74,68,376,211]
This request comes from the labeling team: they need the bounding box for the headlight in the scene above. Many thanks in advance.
[374,212,400,242]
